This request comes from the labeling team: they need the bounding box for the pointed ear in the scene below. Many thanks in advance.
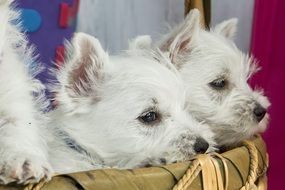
[68,32,108,95]
[56,32,109,113]
[159,9,200,67]
[128,35,152,50]
[213,18,238,40]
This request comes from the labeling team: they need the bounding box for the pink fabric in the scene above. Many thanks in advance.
[251,0,285,189]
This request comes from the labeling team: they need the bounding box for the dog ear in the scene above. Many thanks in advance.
[213,18,238,40]
[68,32,107,95]
[56,32,109,114]
[159,9,200,67]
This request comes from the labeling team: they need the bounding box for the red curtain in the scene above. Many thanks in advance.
[251,0,285,188]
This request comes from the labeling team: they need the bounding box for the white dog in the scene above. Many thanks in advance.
[0,1,216,182]
[46,32,216,174]
[129,10,270,147]
[0,0,51,184]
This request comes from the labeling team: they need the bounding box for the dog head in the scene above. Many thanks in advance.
[52,32,216,168]
[131,10,270,147]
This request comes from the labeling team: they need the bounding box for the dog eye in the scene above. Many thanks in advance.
[139,111,158,124]
[209,78,227,90]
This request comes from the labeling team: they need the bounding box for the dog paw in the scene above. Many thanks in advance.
[0,155,52,185]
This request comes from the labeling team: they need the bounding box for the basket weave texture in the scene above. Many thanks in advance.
[0,135,268,190]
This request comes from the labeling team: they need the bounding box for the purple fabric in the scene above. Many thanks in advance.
[251,0,285,189]
[18,0,75,84]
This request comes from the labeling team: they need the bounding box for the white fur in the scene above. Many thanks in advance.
[0,0,51,184]
[130,9,270,147]
[46,33,216,174]
[128,35,152,51]
[0,2,216,179]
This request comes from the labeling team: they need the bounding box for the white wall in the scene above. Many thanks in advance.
[211,0,255,52]
[77,0,184,54]
[77,0,254,54]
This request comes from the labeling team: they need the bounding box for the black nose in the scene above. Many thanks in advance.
[253,104,266,122]
[194,137,209,154]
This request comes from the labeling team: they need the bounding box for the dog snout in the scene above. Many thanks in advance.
[253,104,266,122]
[194,137,209,154]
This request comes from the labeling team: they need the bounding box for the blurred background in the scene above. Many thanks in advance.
[17,0,284,189]
[77,0,254,54]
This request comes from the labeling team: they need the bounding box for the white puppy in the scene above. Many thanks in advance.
[0,1,215,181]
[46,32,216,174]
[0,0,51,184]
[130,10,270,147]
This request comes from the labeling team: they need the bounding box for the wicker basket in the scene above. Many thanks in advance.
[0,135,268,190]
